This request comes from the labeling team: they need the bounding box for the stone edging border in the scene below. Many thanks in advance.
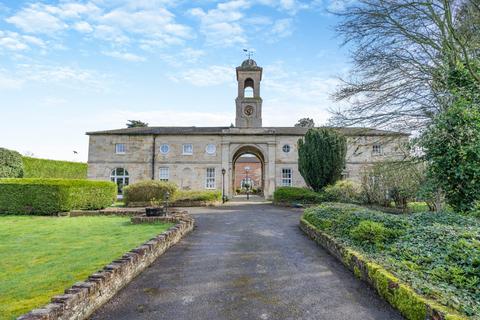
[18,214,195,320]
[299,218,467,320]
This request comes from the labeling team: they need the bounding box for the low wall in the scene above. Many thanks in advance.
[18,214,194,320]
[299,218,467,320]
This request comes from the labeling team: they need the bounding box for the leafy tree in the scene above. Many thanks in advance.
[294,118,315,128]
[0,148,24,178]
[298,128,346,192]
[126,120,148,128]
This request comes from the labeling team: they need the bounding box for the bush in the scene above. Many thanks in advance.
[303,203,480,317]
[123,180,178,205]
[322,180,361,203]
[22,157,87,179]
[298,128,347,191]
[273,186,324,204]
[0,178,116,215]
[0,148,24,178]
[175,190,221,202]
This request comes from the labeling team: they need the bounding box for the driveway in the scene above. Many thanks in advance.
[91,203,403,320]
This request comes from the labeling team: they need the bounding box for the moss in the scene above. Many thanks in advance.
[353,265,362,279]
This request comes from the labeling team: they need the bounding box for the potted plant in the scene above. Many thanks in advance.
[145,197,166,216]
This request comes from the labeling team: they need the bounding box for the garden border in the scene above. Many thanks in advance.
[299,218,467,320]
[17,213,194,320]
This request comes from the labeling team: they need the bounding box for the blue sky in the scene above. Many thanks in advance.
[0,0,351,161]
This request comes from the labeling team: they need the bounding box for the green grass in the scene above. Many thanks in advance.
[0,216,173,319]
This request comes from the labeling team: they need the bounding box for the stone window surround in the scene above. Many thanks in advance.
[182,144,193,155]
[205,144,216,155]
[282,144,291,153]
[160,144,170,155]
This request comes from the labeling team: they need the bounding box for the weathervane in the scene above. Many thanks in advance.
[243,48,254,60]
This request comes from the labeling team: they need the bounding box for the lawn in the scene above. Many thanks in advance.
[0,216,173,320]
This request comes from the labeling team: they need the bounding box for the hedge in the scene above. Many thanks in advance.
[0,148,24,178]
[175,190,222,202]
[273,186,324,204]
[303,203,480,318]
[0,179,116,215]
[22,157,87,179]
[123,180,178,206]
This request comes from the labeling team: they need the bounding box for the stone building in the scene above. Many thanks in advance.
[87,59,408,199]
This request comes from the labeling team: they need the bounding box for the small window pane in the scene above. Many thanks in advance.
[206,144,216,154]
[372,144,383,155]
[110,167,129,194]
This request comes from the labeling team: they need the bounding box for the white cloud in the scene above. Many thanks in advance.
[6,3,68,34]
[0,30,45,51]
[159,47,205,66]
[171,65,235,87]
[73,21,93,33]
[268,18,293,40]
[102,50,146,62]
[0,71,23,90]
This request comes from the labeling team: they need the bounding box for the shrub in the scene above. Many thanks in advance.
[0,178,116,215]
[123,180,178,205]
[0,148,24,178]
[322,180,361,203]
[303,203,480,317]
[298,128,347,192]
[350,220,390,245]
[273,186,324,204]
[22,157,87,179]
[175,190,221,202]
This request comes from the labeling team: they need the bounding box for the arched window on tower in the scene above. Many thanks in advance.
[244,78,254,98]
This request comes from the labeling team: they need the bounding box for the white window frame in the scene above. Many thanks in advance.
[205,144,216,155]
[205,168,216,189]
[372,144,383,156]
[160,144,170,155]
[115,143,126,154]
[182,144,193,155]
[159,167,169,181]
[281,168,293,187]
[110,168,129,194]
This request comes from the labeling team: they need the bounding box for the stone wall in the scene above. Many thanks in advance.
[18,214,194,320]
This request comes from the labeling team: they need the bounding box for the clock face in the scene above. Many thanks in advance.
[244,105,254,116]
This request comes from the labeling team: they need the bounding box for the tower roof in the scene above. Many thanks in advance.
[241,59,257,67]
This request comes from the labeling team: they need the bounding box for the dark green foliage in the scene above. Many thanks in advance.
[123,180,178,205]
[22,157,87,179]
[350,220,391,246]
[0,148,24,178]
[303,203,480,317]
[126,120,148,128]
[294,117,315,128]
[0,179,116,215]
[422,97,480,212]
[175,190,222,202]
[273,186,324,204]
[298,128,347,192]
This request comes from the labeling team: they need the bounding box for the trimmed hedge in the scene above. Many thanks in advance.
[123,180,178,205]
[175,190,222,202]
[303,203,480,318]
[0,148,24,178]
[22,157,87,179]
[0,179,116,215]
[273,186,324,204]
[322,180,362,203]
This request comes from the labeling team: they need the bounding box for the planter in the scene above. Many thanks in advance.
[145,206,166,216]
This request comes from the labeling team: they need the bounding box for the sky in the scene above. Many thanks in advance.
[0,0,352,162]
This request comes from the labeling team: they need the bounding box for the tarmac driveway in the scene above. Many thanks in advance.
[91,203,403,320]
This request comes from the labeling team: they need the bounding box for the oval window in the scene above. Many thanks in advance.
[160,144,170,154]
[282,144,291,153]
[206,144,216,154]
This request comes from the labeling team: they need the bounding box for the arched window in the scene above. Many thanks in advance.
[110,168,129,195]
[244,78,254,98]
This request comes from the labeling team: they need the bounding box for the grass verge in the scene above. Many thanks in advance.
[0,216,173,319]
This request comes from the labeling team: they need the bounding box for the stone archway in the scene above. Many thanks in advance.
[231,145,265,197]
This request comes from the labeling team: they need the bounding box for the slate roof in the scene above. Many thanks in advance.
[86,126,408,137]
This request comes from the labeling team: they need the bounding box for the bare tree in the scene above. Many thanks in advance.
[330,0,480,132]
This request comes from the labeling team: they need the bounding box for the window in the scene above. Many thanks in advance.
[205,144,216,154]
[281,168,292,187]
[372,144,383,155]
[183,144,193,155]
[205,168,216,189]
[110,168,129,194]
[282,144,291,153]
[158,167,169,181]
[160,144,170,154]
[244,78,254,97]
[115,143,126,154]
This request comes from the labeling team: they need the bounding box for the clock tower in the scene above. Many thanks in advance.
[235,59,263,128]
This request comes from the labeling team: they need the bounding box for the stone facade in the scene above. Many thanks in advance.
[87,59,409,200]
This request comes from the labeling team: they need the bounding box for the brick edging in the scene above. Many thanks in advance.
[18,214,195,320]
[299,218,467,320]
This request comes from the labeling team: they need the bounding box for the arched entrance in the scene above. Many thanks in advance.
[231,145,265,197]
